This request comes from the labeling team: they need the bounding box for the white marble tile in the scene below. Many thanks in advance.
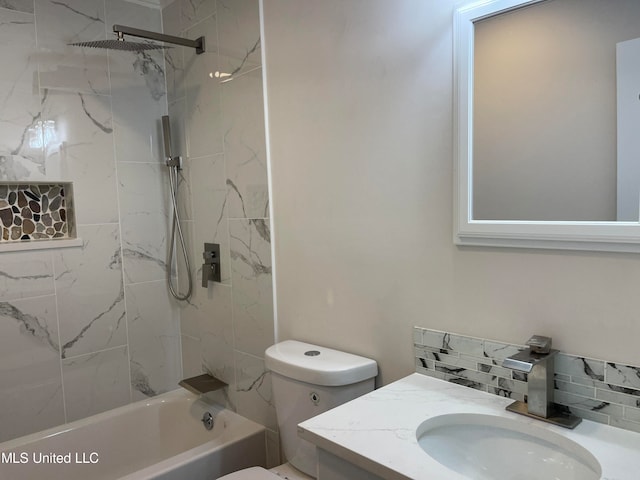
[0,0,34,13]
[110,60,167,164]
[118,162,171,284]
[0,9,44,180]
[606,363,640,391]
[229,219,274,357]
[179,261,234,379]
[179,0,215,32]
[199,283,235,384]
[624,406,640,423]
[105,0,161,33]
[188,154,226,202]
[168,103,192,222]
[190,162,231,283]
[35,0,110,95]
[0,250,54,301]
[0,295,65,442]
[0,372,64,442]
[611,416,640,435]
[0,295,60,386]
[221,67,268,219]
[596,386,640,409]
[164,36,185,104]
[555,353,606,381]
[161,0,181,37]
[0,9,37,111]
[62,345,131,422]
[175,219,194,299]
[181,333,202,378]
[184,13,223,158]
[217,0,261,78]
[107,1,167,165]
[126,280,181,400]
[445,332,486,357]
[412,327,424,345]
[41,89,119,224]
[188,152,226,193]
[231,350,277,430]
[168,99,188,163]
[54,224,127,358]
[555,379,595,398]
[555,389,624,418]
[483,339,525,361]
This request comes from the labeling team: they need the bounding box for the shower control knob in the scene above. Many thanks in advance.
[202,243,221,286]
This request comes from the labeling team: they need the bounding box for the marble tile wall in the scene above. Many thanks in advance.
[0,0,181,443]
[414,326,640,434]
[162,0,278,465]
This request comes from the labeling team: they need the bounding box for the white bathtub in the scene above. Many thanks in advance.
[0,389,266,480]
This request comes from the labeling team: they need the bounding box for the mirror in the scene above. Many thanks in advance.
[455,0,640,251]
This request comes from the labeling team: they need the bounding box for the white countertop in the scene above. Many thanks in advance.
[298,373,640,480]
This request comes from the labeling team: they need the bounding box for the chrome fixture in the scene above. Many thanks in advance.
[502,335,581,429]
[162,115,192,301]
[201,411,214,431]
[202,243,221,287]
[69,24,205,54]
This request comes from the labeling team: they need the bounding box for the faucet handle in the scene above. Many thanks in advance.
[526,335,552,354]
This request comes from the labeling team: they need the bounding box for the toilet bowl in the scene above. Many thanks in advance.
[217,340,377,480]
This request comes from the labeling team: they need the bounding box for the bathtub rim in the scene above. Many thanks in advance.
[0,388,265,453]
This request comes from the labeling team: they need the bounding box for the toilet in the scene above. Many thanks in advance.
[218,340,378,480]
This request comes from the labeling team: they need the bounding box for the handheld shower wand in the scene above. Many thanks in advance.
[163,116,192,301]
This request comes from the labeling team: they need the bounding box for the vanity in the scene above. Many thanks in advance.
[298,373,640,480]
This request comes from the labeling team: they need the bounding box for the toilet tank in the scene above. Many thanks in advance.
[265,340,378,477]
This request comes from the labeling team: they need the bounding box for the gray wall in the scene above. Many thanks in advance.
[263,0,640,386]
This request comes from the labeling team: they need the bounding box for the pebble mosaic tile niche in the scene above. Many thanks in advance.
[414,326,640,434]
[0,183,75,242]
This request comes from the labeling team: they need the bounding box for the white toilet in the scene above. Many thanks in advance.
[218,340,377,480]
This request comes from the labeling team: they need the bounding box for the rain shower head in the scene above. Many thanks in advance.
[69,39,169,52]
[69,25,205,54]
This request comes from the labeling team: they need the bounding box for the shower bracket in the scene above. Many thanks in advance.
[165,155,183,170]
[113,24,205,54]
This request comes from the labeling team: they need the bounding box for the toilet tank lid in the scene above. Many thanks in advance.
[265,340,378,386]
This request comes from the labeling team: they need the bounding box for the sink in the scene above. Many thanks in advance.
[417,413,601,480]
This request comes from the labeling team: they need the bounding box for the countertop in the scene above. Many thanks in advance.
[298,373,640,480]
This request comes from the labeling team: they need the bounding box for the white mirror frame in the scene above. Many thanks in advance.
[454,0,640,253]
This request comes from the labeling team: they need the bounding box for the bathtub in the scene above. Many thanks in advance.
[0,389,266,480]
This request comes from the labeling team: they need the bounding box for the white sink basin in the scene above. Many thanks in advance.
[417,413,601,480]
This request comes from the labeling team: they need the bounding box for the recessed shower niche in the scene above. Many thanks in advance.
[0,182,77,248]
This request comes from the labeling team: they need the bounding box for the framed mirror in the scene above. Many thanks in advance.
[454,0,640,252]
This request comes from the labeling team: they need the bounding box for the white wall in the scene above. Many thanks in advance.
[262,0,640,385]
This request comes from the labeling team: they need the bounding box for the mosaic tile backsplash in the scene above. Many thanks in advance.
[0,183,74,242]
[414,326,640,434]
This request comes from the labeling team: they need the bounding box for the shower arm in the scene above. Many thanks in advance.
[113,25,205,54]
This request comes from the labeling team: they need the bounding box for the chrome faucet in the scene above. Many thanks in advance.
[502,335,581,429]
